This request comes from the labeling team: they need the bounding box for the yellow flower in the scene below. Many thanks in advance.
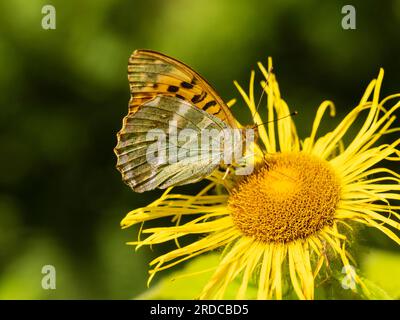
[121,58,400,300]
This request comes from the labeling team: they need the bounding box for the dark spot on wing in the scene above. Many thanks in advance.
[181,81,194,89]
[203,100,217,111]
[175,94,185,100]
[192,91,207,104]
[191,94,201,103]
[167,85,179,93]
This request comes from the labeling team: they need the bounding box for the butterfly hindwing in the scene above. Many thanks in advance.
[115,95,229,193]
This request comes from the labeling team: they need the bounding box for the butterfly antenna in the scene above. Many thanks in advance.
[252,111,298,128]
[251,67,273,123]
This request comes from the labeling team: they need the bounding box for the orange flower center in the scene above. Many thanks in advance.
[228,152,341,243]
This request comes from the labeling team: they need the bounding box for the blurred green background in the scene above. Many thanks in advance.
[0,0,399,299]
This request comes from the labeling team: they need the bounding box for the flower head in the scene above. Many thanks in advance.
[121,58,400,299]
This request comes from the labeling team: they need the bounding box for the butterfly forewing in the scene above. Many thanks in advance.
[127,50,237,127]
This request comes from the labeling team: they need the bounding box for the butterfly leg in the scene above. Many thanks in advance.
[222,165,232,180]
[262,154,270,170]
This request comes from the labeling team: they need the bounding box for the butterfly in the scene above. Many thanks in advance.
[114,50,252,193]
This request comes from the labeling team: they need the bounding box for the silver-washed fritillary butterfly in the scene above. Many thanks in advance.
[114,50,249,193]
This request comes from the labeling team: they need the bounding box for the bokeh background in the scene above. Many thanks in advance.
[0,0,399,299]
